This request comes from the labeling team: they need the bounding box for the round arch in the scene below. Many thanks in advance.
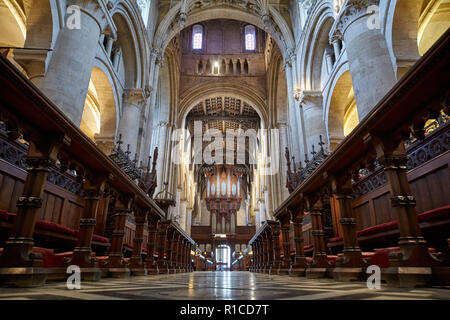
[154,4,294,60]
[299,0,335,91]
[178,82,268,130]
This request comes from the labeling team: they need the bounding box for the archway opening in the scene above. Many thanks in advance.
[215,244,231,271]
[327,70,358,151]
[80,67,117,153]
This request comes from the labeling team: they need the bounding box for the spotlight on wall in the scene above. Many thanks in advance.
[214,61,219,68]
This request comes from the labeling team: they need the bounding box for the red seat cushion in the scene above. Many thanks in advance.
[0,210,8,221]
[123,243,133,249]
[418,205,450,223]
[35,220,77,237]
[31,247,55,268]
[92,234,110,243]
[141,247,148,253]
[328,236,343,243]
[304,244,313,250]
[357,221,398,238]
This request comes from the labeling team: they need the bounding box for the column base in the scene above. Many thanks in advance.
[108,267,131,278]
[78,267,102,281]
[332,267,364,282]
[289,268,306,277]
[306,267,327,279]
[278,268,290,276]
[431,266,450,286]
[147,268,158,275]
[130,268,147,276]
[383,266,432,288]
[0,267,47,287]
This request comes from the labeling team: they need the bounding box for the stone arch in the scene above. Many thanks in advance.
[111,6,144,89]
[154,4,294,60]
[325,67,358,151]
[80,66,118,154]
[299,0,335,91]
[0,0,26,47]
[178,82,268,130]
[387,0,450,78]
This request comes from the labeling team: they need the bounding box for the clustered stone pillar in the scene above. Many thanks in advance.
[300,91,328,151]
[38,1,112,125]
[331,0,396,120]
[0,136,62,287]
[118,89,147,157]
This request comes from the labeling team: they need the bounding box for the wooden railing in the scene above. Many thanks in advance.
[0,53,196,286]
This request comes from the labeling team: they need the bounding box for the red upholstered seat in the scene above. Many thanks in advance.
[327,255,338,267]
[0,210,16,222]
[357,221,398,238]
[418,205,450,223]
[123,243,133,249]
[303,244,313,250]
[96,256,109,267]
[328,236,343,243]
[92,234,110,243]
[35,220,77,237]
[0,210,9,221]
[141,247,148,253]
[306,257,313,263]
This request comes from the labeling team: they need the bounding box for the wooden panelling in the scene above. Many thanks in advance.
[345,151,450,236]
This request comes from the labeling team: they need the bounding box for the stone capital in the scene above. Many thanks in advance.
[329,0,378,42]
[123,88,146,107]
[299,91,322,110]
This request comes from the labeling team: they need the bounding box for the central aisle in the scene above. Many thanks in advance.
[0,272,449,300]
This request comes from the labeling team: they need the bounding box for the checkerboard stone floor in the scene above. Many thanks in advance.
[0,271,449,300]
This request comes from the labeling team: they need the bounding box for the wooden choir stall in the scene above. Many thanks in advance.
[246,30,450,288]
[0,53,197,287]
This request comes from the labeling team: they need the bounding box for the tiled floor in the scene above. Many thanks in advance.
[0,271,449,300]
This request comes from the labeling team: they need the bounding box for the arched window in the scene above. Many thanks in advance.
[244,25,256,51]
[192,24,203,50]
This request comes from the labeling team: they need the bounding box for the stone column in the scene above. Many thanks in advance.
[0,136,62,287]
[38,1,113,125]
[331,174,365,281]
[279,215,291,275]
[332,38,342,59]
[130,209,148,276]
[290,207,308,276]
[106,196,132,278]
[331,0,396,120]
[146,216,159,275]
[306,198,330,278]
[325,48,335,73]
[70,175,107,281]
[284,58,303,160]
[299,91,328,151]
[118,89,146,158]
